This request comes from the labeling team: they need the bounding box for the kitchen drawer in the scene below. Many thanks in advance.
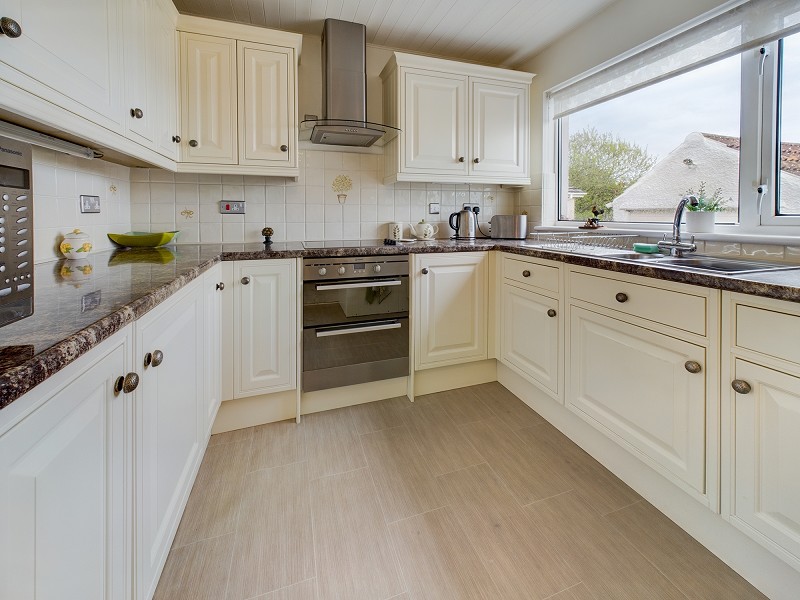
[502,256,559,293]
[736,304,800,365]
[570,270,706,335]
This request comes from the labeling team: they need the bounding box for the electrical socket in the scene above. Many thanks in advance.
[80,195,101,213]
[219,200,246,214]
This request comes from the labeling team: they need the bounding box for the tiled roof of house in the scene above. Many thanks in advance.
[702,133,800,176]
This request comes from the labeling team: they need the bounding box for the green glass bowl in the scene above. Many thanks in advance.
[107,231,179,248]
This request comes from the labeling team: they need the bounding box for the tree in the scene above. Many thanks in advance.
[568,127,657,221]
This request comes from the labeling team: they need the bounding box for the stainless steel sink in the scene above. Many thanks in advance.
[603,253,800,274]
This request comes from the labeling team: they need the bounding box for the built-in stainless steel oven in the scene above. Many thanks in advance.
[302,254,409,392]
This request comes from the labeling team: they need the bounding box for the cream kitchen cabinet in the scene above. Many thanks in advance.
[232,259,297,398]
[566,267,719,507]
[381,52,533,185]
[414,252,488,369]
[0,327,134,600]
[203,264,224,438]
[722,293,800,571]
[176,16,301,176]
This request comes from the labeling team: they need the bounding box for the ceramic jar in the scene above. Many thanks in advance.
[60,229,93,259]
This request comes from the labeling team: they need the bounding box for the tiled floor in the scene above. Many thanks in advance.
[154,382,766,600]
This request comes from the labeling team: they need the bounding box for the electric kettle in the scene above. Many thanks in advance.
[449,207,478,239]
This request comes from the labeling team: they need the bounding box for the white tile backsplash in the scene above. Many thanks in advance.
[131,150,518,242]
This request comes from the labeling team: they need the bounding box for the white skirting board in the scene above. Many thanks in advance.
[497,361,800,600]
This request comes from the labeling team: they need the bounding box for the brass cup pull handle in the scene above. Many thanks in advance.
[241,276,251,284]
[0,17,23,38]
[547,309,557,318]
[151,350,164,368]
[114,376,125,395]
[522,270,531,277]
[731,379,752,394]
[188,139,198,147]
[421,268,429,275]
[615,292,629,303]
[144,352,152,367]
[172,135,181,143]
[458,157,465,163]
[130,108,144,119]
[280,144,288,152]
[684,360,702,374]
[216,282,225,291]
[115,372,140,394]
[473,158,480,164]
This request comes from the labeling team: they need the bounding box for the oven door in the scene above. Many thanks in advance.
[303,276,409,324]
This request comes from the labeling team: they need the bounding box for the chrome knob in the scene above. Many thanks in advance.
[473,158,480,164]
[522,270,531,277]
[130,108,144,119]
[615,292,629,303]
[731,379,752,394]
[115,372,140,394]
[0,17,22,38]
[280,144,288,152]
[337,266,346,275]
[373,265,382,273]
[458,157,465,163]
[421,268,429,275]
[151,350,164,367]
[172,135,181,143]
[241,276,251,285]
[216,282,224,291]
[684,360,702,374]
[318,267,327,276]
[189,139,198,147]
[547,309,557,318]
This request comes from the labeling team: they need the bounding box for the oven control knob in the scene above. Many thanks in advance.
[337,266,347,275]
[318,267,327,276]
[373,265,382,273]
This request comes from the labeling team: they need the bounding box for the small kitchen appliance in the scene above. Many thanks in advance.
[490,215,527,240]
[449,206,478,239]
[0,135,33,328]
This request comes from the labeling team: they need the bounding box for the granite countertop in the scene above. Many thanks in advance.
[2,238,800,409]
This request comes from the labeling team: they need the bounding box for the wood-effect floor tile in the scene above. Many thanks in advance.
[227,463,314,600]
[390,506,501,600]
[249,419,306,472]
[360,425,446,523]
[173,439,251,548]
[472,382,546,430]
[402,404,484,476]
[310,468,404,600]
[208,427,253,447]
[459,416,572,505]
[252,579,317,600]
[515,422,641,515]
[544,583,595,600]
[416,387,495,425]
[303,408,367,480]
[607,501,767,599]
[525,491,685,600]
[437,463,578,600]
[347,396,412,434]
[153,534,235,600]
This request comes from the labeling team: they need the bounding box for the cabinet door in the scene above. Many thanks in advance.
[180,32,237,164]
[403,70,468,175]
[203,265,223,438]
[234,260,297,397]
[416,252,487,369]
[0,0,123,131]
[568,306,707,496]
[501,283,559,395]
[135,287,204,600]
[471,79,527,177]
[0,334,130,600]
[730,359,800,565]
[152,0,179,160]
[238,41,294,166]
[123,0,156,146]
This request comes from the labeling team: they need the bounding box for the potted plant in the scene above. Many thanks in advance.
[683,182,726,233]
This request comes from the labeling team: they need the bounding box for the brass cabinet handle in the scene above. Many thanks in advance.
[280,144,288,152]
[615,292,629,303]
[684,360,702,374]
[547,309,557,318]
[130,108,144,119]
[458,157,465,162]
[241,276,251,284]
[216,282,225,291]
[189,139,198,147]
[172,135,181,143]
[115,372,140,395]
[421,268,429,275]
[144,352,152,367]
[114,376,125,395]
[473,158,480,164]
[0,17,22,38]
[731,379,752,394]
[522,270,531,277]
[151,350,164,367]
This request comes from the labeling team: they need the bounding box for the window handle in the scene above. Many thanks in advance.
[759,46,770,76]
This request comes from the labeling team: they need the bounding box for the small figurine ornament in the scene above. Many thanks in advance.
[262,226,274,245]
[579,205,605,229]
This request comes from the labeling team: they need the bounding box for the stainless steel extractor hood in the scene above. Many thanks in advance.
[303,19,398,147]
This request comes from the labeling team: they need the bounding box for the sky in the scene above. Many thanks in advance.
[569,33,800,161]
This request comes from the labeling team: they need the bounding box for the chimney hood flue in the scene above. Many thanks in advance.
[302,19,398,148]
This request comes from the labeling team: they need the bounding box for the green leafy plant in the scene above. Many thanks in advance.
[684,181,727,212]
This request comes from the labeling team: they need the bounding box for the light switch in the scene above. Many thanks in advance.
[428,202,440,215]
[220,201,246,214]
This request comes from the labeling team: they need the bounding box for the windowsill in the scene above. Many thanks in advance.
[534,224,800,246]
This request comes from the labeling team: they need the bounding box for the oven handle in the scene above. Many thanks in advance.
[315,321,402,337]
[315,279,403,291]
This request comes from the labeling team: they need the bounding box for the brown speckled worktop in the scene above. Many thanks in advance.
[2,238,800,409]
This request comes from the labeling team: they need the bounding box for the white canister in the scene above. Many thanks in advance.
[59,229,93,259]
[388,222,404,241]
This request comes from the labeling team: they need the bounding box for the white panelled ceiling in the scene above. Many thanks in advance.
[171,0,617,66]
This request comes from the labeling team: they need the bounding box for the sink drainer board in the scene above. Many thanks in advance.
[526,232,639,254]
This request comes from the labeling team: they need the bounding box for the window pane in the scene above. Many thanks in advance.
[777,32,800,215]
[559,54,741,224]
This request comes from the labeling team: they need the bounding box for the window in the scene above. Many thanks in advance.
[545,0,800,234]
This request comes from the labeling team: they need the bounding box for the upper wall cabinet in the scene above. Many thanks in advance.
[176,16,301,177]
[381,52,534,185]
